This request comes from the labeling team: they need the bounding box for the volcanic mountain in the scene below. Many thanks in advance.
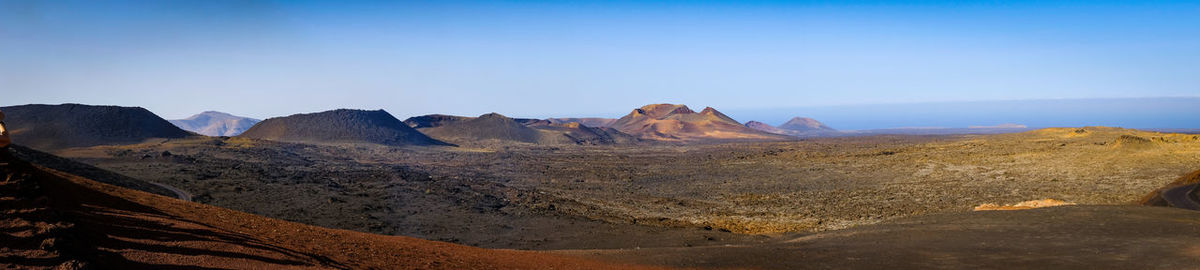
[418,113,541,144]
[523,119,639,145]
[744,121,792,135]
[403,114,475,129]
[238,109,449,146]
[0,104,193,150]
[547,118,619,128]
[744,118,838,137]
[779,117,835,131]
[170,111,261,136]
[413,113,636,146]
[609,104,790,142]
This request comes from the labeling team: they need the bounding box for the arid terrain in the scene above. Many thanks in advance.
[40,126,1200,248]
[4,103,1200,269]
[45,138,768,250]
[564,205,1200,269]
[6,128,1200,269]
[0,150,658,269]
[9,0,1200,267]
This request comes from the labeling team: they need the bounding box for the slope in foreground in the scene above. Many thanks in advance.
[0,151,653,269]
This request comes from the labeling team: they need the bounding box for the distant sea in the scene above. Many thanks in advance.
[724,97,1200,130]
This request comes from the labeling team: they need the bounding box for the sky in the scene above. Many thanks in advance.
[2,0,1199,128]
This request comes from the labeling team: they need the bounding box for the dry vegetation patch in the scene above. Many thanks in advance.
[973,199,1076,211]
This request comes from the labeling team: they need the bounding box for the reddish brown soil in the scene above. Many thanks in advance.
[1139,169,1200,206]
[0,156,663,269]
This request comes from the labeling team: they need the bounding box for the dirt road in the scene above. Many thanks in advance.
[1161,183,1200,210]
[148,181,192,201]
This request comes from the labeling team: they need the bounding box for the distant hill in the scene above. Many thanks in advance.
[778,117,835,131]
[413,113,636,146]
[0,104,193,150]
[419,113,543,145]
[523,120,639,145]
[744,121,792,135]
[169,111,260,136]
[609,104,789,142]
[547,118,618,128]
[238,109,449,146]
[745,118,839,137]
[403,114,474,129]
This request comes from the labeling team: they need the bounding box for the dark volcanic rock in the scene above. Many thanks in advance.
[419,113,543,145]
[239,109,449,146]
[1,104,194,150]
[415,113,636,146]
[403,114,473,129]
[525,121,639,145]
[6,145,176,197]
[547,118,618,128]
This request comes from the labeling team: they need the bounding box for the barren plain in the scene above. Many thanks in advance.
[44,126,1200,250]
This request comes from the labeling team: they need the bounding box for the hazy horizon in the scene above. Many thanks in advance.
[4,1,1200,128]
[6,97,1199,131]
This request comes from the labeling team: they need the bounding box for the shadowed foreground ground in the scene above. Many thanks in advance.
[6,147,1200,269]
[562,205,1200,269]
[0,154,658,269]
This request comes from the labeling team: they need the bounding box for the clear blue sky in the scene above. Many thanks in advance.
[2,0,1199,127]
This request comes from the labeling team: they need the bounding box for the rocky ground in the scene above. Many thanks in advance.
[43,127,1200,249]
[49,138,767,250]
[1,154,91,269]
[0,152,658,269]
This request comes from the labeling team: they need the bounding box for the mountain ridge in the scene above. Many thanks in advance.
[239,109,449,146]
[413,113,637,146]
[609,104,790,142]
[779,117,835,131]
[0,103,194,150]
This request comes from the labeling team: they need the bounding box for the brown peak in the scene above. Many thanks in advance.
[477,112,510,119]
[421,113,468,118]
[745,121,783,132]
[329,108,386,113]
[699,106,727,115]
[638,103,690,110]
[279,109,393,120]
[634,103,697,119]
